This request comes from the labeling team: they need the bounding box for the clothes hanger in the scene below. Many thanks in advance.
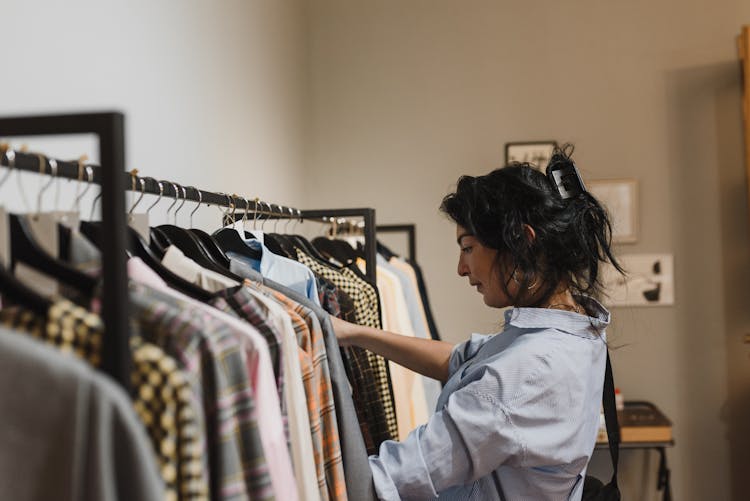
[59,162,94,260]
[80,168,141,250]
[212,194,262,261]
[286,213,333,264]
[0,149,53,316]
[267,205,303,259]
[185,186,232,268]
[376,240,398,261]
[0,265,53,316]
[9,156,98,296]
[145,179,170,257]
[156,184,243,281]
[78,177,216,302]
[311,218,360,264]
[255,202,295,258]
[80,219,215,302]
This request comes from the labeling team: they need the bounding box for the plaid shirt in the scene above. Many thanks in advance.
[210,285,287,442]
[0,300,208,501]
[249,281,348,501]
[295,250,398,445]
[129,283,274,501]
[316,277,381,455]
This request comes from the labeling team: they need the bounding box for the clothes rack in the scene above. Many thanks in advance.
[0,112,130,391]
[377,224,416,261]
[0,141,379,287]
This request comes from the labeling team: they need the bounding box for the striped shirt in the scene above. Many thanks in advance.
[295,250,398,446]
[249,281,349,501]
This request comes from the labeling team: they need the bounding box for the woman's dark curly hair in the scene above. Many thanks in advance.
[439,145,624,306]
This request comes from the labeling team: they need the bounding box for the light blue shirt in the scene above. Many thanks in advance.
[378,254,442,410]
[369,297,609,501]
[227,236,321,307]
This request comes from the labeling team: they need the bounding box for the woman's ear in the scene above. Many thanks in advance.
[523,224,536,244]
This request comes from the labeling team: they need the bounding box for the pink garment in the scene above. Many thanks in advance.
[128,258,299,501]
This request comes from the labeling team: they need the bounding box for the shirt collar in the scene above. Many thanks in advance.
[504,296,610,338]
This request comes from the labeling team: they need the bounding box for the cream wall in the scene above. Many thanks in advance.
[1,0,307,229]
[304,1,750,500]
[3,1,750,499]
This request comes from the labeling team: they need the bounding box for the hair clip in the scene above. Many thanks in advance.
[546,157,587,199]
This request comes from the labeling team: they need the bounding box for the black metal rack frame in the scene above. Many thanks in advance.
[0,133,379,285]
[306,208,377,282]
[0,112,130,391]
[376,224,416,261]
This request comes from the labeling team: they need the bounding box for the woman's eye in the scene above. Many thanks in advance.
[461,246,472,254]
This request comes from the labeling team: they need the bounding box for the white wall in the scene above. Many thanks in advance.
[304,1,750,500]
[1,0,307,230]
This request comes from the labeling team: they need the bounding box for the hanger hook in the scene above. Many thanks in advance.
[146,178,163,215]
[283,206,294,234]
[36,155,56,215]
[129,175,146,215]
[187,186,201,228]
[219,192,232,226]
[292,209,302,232]
[251,197,259,230]
[240,196,251,232]
[164,182,178,220]
[229,194,238,228]
[260,201,271,231]
[71,160,94,213]
[174,184,187,225]
[271,204,281,233]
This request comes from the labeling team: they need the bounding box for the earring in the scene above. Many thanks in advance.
[512,269,537,290]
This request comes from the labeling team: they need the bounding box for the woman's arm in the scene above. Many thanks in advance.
[330,316,454,383]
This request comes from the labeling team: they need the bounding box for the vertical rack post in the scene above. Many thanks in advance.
[0,112,130,392]
[299,208,377,283]
[376,224,416,261]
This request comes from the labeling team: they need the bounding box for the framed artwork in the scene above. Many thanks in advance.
[588,179,638,244]
[504,141,558,170]
[601,253,674,307]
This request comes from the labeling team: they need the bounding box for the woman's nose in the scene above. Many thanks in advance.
[457,259,469,277]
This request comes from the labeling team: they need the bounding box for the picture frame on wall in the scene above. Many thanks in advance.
[504,141,558,170]
[587,178,638,244]
[601,253,674,306]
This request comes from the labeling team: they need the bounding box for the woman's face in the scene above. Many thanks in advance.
[456,225,515,308]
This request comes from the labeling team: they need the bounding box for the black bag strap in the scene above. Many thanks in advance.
[602,351,620,486]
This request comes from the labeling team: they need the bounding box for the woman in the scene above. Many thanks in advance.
[331,147,623,500]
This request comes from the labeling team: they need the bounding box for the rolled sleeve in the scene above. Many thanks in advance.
[369,378,523,500]
[448,333,493,378]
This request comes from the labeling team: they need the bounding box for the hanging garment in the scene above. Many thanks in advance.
[406,259,441,341]
[295,249,398,445]
[380,256,442,410]
[184,247,320,500]
[309,274,379,455]
[161,245,239,292]
[257,277,377,501]
[242,277,320,501]
[227,235,321,307]
[375,262,430,441]
[0,326,165,501]
[212,284,284,402]
[129,258,296,501]
[250,281,348,501]
[0,301,208,500]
